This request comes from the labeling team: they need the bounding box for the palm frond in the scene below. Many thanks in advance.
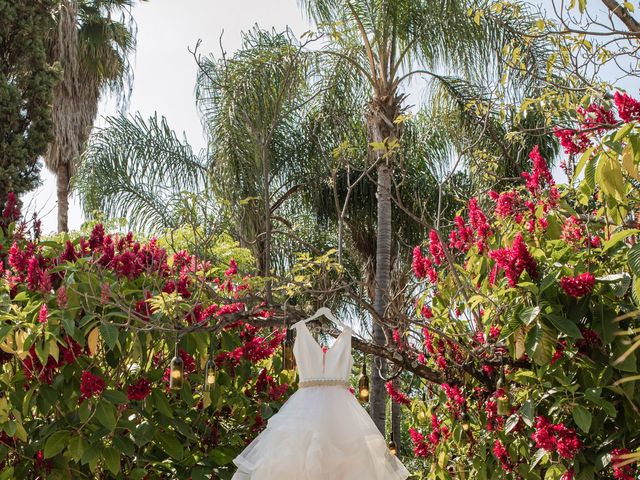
[75,113,209,233]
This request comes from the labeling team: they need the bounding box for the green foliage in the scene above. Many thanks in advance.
[0,223,291,479]
[403,116,640,478]
[0,0,57,200]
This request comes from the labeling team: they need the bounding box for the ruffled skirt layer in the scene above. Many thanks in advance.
[232,386,410,480]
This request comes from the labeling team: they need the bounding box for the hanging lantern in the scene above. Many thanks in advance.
[204,357,216,391]
[169,346,184,391]
[283,328,295,370]
[388,433,398,456]
[496,367,511,416]
[357,361,370,403]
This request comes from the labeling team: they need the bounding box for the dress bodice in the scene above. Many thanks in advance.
[292,321,353,383]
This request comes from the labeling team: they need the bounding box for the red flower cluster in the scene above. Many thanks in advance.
[79,370,106,401]
[559,272,596,297]
[412,246,437,283]
[577,103,617,132]
[38,304,48,324]
[255,368,289,401]
[1,192,20,222]
[611,449,637,480]
[550,340,567,366]
[428,230,445,266]
[561,468,575,480]
[386,381,411,406]
[215,326,285,368]
[614,91,640,123]
[555,127,592,155]
[22,336,83,384]
[127,377,152,401]
[522,146,554,197]
[409,428,430,457]
[531,416,582,459]
[490,190,523,222]
[225,258,238,276]
[492,440,512,472]
[489,233,538,287]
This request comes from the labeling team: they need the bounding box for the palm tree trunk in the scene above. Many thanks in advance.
[368,97,395,433]
[370,157,391,434]
[367,90,402,435]
[56,162,69,232]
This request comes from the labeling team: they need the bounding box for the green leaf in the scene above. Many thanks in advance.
[596,154,626,203]
[210,447,235,465]
[602,229,640,252]
[530,448,547,471]
[133,422,155,447]
[628,244,640,276]
[102,447,120,475]
[614,122,634,142]
[67,436,86,462]
[572,146,595,181]
[152,389,174,418]
[95,401,117,431]
[545,464,567,480]
[99,323,119,351]
[103,390,128,405]
[520,399,535,427]
[156,431,184,460]
[520,306,541,326]
[544,314,583,339]
[572,404,592,433]
[113,436,136,457]
[44,430,70,459]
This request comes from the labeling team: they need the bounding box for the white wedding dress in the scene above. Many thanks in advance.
[232,320,411,480]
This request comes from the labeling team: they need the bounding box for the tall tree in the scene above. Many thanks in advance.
[0,0,57,202]
[46,0,137,232]
[297,0,553,434]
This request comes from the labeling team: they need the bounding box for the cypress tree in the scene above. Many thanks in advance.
[0,0,58,202]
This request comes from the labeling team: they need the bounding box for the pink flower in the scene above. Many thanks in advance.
[559,272,596,297]
[489,233,538,287]
[225,258,238,276]
[56,287,68,309]
[521,145,554,196]
[100,282,111,304]
[80,370,106,401]
[409,428,430,457]
[38,304,48,324]
[489,325,501,340]
[554,127,591,155]
[127,378,152,401]
[531,415,581,459]
[1,192,20,221]
[577,103,617,132]
[385,381,411,406]
[614,91,640,123]
[428,230,445,266]
[612,448,637,480]
[492,439,512,472]
[420,305,433,319]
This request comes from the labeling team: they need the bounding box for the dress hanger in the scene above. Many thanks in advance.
[290,307,347,330]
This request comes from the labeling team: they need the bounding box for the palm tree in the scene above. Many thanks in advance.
[46,0,136,232]
[296,0,556,434]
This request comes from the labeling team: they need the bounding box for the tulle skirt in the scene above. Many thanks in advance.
[232,386,411,480]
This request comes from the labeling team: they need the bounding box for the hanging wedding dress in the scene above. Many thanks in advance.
[232,320,411,479]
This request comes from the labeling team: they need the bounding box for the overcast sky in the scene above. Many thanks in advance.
[23,0,636,235]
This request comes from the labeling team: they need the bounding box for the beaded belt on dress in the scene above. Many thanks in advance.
[298,379,350,388]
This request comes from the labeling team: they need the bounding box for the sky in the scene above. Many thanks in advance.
[22,0,637,235]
